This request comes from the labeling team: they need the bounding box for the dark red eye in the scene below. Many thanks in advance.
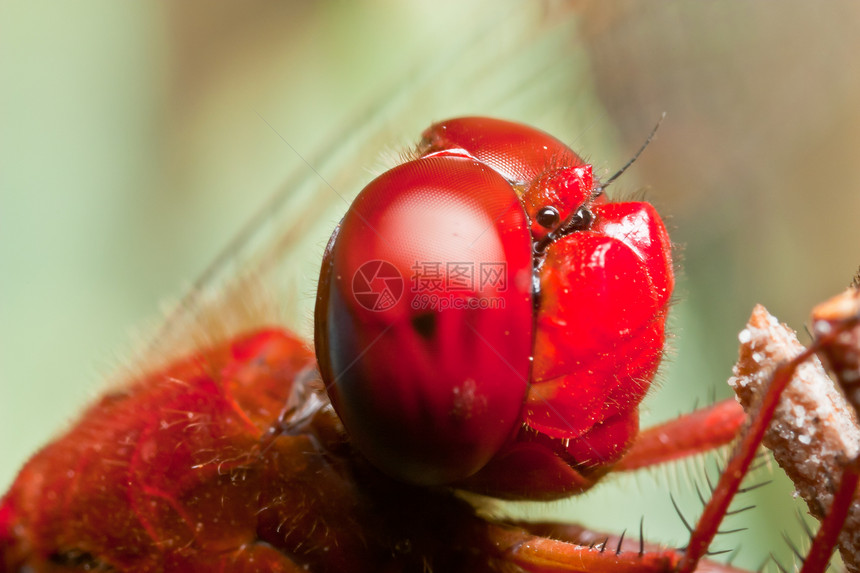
[419,116,585,182]
[315,155,533,485]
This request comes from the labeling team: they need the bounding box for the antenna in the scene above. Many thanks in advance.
[595,112,666,195]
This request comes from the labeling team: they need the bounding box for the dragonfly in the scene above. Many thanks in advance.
[3,1,860,570]
[1,107,755,570]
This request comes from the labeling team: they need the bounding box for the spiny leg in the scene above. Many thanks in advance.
[686,301,860,573]
[616,399,745,472]
[486,521,748,573]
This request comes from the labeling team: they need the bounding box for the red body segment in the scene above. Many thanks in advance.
[1,329,579,572]
[1,330,318,571]
[527,202,672,443]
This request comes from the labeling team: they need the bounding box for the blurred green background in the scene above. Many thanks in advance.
[2,0,860,568]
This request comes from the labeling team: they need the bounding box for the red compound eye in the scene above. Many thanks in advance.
[315,154,533,485]
[419,116,585,183]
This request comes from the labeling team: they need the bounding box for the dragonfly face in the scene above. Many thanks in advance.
[315,116,673,494]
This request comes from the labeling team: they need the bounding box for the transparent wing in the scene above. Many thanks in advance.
[139,1,624,365]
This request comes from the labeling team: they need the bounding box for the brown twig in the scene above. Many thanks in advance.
[728,304,860,570]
